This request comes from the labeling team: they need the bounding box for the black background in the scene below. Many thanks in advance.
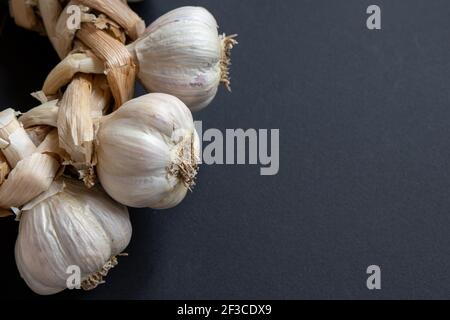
[1,0,450,299]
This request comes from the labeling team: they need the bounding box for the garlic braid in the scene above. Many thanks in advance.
[7,0,146,187]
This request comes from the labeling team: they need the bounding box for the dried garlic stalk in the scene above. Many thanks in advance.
[26,125,53,146]
[36,128,68,162]
[90,75,113,120]
[0,152,58,209]
[0,109,60,209]
[9,0,43,33]
[42,52,103,96]
[0,152,10,186]
[0,209,12,217]
[77,23,136,108]
[0,108,36,167]
[53,1,96,58]
[75,0,145,40]
[20,100,59,128]
[94,13,126,43]
[37,0,62,56]
[21,74,110,187]
[57,74,95,181]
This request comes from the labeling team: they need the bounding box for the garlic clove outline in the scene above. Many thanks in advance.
[96,93,200,209]
[15,178,132,295]
[128,6,237,112]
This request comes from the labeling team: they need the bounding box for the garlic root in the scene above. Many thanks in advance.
[81,254,126,290]
[168,133,199,191]
[220,34,238,92]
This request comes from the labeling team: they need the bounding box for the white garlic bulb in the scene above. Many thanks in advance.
[96,93,200,209]
[128,6,237,112]
[15,179,132,295]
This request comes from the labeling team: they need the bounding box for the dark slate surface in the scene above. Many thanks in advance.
[1,0,450,299]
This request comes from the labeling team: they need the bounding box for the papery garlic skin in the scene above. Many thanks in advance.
[15,179,131,295]
[130,6,236,112]
[0,109,60,210]
[96,93,200,209]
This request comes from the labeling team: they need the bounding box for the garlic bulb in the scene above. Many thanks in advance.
[96,93,200,209]
[128,6,237,112]
[15,179,132,295]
